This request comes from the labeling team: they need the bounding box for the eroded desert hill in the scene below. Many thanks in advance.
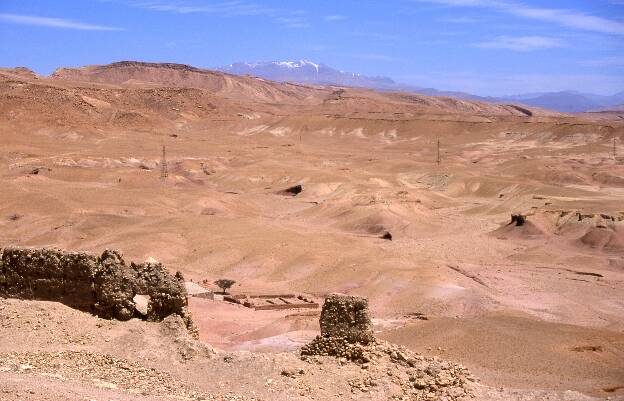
[1,61,623,399]
[50,61,333,105]
[2,61,561,123]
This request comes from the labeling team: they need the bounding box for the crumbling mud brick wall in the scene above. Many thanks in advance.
[319,293,374,344]
[301,293,375,362]
[0,248,99,313]
[131,260,194,331]
[0,247,195,332]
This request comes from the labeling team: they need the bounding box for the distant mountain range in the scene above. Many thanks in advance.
[220,60,399,90]
[501,91,624,113]
[218,60,624,113]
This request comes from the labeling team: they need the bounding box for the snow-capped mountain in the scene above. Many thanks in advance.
[218,60,397,89]
[218,60,624,113]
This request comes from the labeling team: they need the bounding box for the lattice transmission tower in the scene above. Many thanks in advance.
[160,145,168,180]
[436,138,441,165]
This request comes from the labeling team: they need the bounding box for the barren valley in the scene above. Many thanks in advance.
[1,61,623,400]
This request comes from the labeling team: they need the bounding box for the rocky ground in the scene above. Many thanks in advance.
[1,297,617,401]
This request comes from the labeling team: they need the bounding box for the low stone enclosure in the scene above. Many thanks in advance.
[0,247,195,334]
[195,292,319,311]
[245,294,318,310]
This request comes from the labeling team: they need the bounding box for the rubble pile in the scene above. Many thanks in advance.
[301,293,475,400]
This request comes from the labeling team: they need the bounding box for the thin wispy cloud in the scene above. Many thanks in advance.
[475,35,565,51]
[325,15,346,21]
[411,0,624,35]
[122,1,310,28]
[276,17,310,29]
[132,1,273,16]
[0,13,123,31]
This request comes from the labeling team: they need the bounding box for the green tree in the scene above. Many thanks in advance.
[214,279,236,295]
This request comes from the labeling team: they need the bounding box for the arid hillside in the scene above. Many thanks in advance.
[1,61,623,400]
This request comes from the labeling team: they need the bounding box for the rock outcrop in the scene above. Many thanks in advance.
[380,231,393,240]
[0,247,195,334]
[280,184,303,196]
[510,214,526,226]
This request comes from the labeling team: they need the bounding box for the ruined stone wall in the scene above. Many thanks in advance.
[0,248,99,312]
[131,260,194,331]
[319,293,374,344]
[0,247,195,333]
[301,294,475,399]
[301,293,375,362]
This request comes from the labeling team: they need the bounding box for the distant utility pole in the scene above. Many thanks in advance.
[300,125,308,144]
[160,145,168,180]
[436,138,441,165]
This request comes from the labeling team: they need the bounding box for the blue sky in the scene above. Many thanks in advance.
[1,0,623,96]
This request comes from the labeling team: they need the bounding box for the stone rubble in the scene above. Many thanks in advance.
[0,350,256,401]
[301,293,475,400]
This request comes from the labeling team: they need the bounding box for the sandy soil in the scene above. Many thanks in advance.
[1,62,623,399]
[382,312,624,396]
